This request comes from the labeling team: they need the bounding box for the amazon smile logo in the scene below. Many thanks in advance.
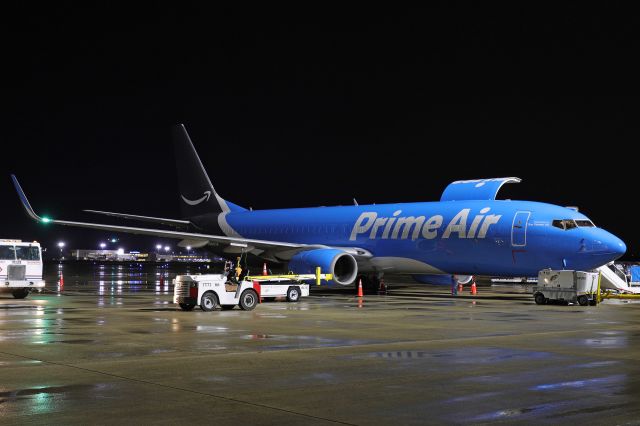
[181,191,211,206]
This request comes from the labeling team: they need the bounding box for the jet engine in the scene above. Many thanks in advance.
[288,249,357,286]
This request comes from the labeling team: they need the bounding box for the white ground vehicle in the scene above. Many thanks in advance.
[174,269,331,312]
[173,274,311,311]
[0,240,45,299]
[533,269,599,306]
[173,274,261,311]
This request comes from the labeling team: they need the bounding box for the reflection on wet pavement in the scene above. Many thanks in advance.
[2,263,640,424]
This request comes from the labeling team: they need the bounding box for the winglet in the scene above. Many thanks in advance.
[10,175,46,223]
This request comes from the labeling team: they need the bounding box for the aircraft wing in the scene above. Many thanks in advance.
[83,209,191,228]
[11,175,370,259]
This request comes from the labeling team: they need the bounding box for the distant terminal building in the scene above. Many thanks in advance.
[71,249,217,263]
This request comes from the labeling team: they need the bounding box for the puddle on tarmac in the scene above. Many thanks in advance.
[52,339,95,344]
[530,374,625,391]
[0,360,42,367]
[572,360,619,369]
[351,347,553,363]
[239,334,374,350]
[93,352,126,358]
[196,326,229,333]
[581,336,627,349]
[0,384,97,398]
[148,348,175,354]
[241,334,274,339]
[470,403,560,422]
[254,314,288,319]
[444,391,501,403]
[0,305,41,310]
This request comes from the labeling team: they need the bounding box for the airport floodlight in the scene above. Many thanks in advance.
[58,241,65,248]
[164,246,170,252]
[156,244,162,250]
[99,242,106,249]
[110,238,117,243]
[117,248,125,255]
[186,246,191,251]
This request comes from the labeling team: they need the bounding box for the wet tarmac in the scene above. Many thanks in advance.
[2,263,640,425]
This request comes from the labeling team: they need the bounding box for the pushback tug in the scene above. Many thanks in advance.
[173,268,332,311]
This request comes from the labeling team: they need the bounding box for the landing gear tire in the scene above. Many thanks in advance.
[200,292,219,312]
[534,293,546,305]
[577,295,589,306]
[286,286,300,302]
[179,302,195,311]
[221,305,235,310]
[239,289,258,311]
[12,289,29,299]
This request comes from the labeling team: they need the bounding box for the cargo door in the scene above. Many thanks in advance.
[511,211,530,247]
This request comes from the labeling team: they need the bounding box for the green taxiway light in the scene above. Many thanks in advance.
[41,217,51,223]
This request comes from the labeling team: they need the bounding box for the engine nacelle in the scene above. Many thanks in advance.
[413,274,473,285]
[288,249,357,286]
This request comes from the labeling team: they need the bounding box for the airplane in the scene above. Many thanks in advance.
[11,124,626,292]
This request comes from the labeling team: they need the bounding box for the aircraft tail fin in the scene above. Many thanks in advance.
[173,124,245,219]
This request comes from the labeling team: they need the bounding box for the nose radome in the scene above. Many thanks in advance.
[611,234,627,257]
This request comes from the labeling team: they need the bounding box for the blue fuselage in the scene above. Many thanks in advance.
[221,200,625,277]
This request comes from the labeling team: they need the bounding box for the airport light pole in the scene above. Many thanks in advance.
[57,241,65,260]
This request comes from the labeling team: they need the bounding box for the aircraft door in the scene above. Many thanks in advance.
[511,211,530,247]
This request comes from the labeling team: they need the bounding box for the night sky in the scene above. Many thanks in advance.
[2,6,639,258]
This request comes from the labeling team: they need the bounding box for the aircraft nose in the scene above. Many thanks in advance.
[591,230,626,259]
[610,233,627,258]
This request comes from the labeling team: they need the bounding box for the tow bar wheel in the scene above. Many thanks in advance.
[286,286,301,302]
[239,289,258,311]
[201,291,219,311]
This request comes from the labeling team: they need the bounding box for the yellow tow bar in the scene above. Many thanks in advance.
[245,267,333,285]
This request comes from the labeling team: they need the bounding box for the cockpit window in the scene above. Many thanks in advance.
[575,219,595,227]
[552,219,578,230]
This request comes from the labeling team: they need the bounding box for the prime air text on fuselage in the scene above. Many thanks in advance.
[349,207,501,241]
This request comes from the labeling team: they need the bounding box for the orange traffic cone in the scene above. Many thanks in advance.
[471,280,477,295]
[262,262,268,276]
[357,278,363,297]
